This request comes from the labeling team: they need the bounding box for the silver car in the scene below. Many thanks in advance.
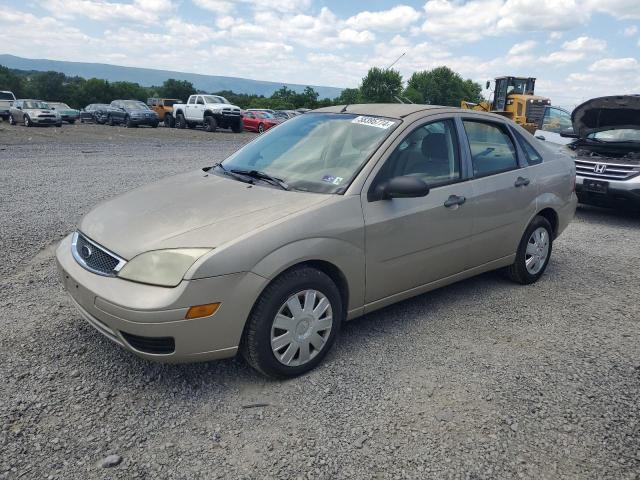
[56,104,577,378]
[9,99,62,127]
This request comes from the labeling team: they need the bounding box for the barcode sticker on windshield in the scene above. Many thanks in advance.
[351,116,395,129]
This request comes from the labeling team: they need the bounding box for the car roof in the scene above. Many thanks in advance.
[314,103,449,119]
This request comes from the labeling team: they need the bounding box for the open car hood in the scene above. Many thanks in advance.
[572,95,640,138]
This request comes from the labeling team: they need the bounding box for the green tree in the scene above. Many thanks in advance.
[359,67,403,103]
[109,81,149,102]
[336,87,360,104]
[158,79,196,101]
[25,71,67,101]
[405,66,483,106]
[0,66,25,97]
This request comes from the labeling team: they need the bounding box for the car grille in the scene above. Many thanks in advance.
[72,232,125,276]
[575,158,640,181]
[120,332,175,354]
[222,108,241,117]
[525,100,549,124]
[38,114,56,118]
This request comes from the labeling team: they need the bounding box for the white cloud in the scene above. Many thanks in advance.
[586,0,640,20]
[346,5,421,31]
[562,36,607,52]
[38,0,173,23]
[508,40,537,55]
[623,25,638,36]
[497,0,590,32]
[539,50,586,64]
[338,28,375,44]
[588,57,639,72]
[422,0,503,42]
[192,0,235,14]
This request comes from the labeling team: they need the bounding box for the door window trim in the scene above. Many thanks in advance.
[459,117,525,178]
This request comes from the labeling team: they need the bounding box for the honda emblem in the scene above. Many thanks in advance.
[593,163,607,174]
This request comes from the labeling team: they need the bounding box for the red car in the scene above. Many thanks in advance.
[242,111,280,133]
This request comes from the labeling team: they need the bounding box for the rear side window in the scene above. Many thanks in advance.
[463,121,518,177]
[513,130,543,165]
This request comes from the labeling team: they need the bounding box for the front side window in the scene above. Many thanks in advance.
[463,120,518,177]
[219,113,399,194]
[376,119,461,187]
[541,107,572,133]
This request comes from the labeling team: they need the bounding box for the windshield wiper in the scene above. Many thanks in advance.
[212,163,254,185]
[230,169,290,190]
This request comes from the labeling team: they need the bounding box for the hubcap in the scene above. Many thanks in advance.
[525,227,550,275]
[271,289,333,367]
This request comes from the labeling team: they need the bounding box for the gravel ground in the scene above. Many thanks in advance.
[1,123,639,480]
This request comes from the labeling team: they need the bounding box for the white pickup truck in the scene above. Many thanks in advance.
[0,90,16,121]
[172,94,243,132]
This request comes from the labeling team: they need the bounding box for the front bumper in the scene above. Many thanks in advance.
[576,175,640,207]
[55,234,268,363]
[33,117,60,125]
[129,116,158,126]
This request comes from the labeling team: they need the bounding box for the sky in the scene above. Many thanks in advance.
[1,0,639,109]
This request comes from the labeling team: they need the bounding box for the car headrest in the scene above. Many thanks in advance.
[421,133,448,159]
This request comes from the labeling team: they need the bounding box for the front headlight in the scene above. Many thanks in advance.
[118,248,211,287]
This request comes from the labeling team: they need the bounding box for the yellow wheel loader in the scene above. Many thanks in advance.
[461,76,550,133]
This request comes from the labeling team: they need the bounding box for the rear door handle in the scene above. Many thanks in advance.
[444,195,466,208]
[515,177,530,187]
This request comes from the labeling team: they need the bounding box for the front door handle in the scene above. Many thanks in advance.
[535,135,546,141]
[515,177,530,187]
[444,195,466,208]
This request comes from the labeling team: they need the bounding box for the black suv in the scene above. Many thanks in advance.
[108,100,159,128]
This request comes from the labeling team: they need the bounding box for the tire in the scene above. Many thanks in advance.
[258,123,265,134]
[151,121,158,128]
[203,115,217,132]
[164,115,174,128]
[125,116,136,128]
[56,123,62,128]
[24,115,32,127]
[108,115,115,126]
[232,120,243,133]
[176,113,186,129]
[505,216,553,285]
[8,114,15,126]
[68,119,75,124]
[241,266,343,378]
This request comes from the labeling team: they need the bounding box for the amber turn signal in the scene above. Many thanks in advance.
[185,303,220,319]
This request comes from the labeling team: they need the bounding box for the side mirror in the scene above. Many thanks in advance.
[560,128,578,138]
[16,106,22,110]
[376,176,430,201]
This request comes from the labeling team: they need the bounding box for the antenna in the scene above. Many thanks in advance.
[386,52,406,70]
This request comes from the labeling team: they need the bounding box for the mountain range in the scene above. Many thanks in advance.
[0,54,343,99]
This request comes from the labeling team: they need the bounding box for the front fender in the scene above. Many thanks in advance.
[251,237,365,313]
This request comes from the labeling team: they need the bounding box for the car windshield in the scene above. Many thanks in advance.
[203,95,229,104]
[121,101,149,110]
[0,92,15,100]
[258,112,275,119]
[50,103,70,109]
[23,101,49,109]
[589,129,640,142]
[219,113,399,194]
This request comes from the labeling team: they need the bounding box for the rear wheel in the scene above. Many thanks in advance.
[151,121,158,128]
[203,115,217,132]
[241,266,342,378]
[68,119,75,124]
[176,113,186,129]
[505,216,553,285]
[125,116,136,128]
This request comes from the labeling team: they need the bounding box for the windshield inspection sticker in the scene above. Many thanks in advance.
[351,116,395,129]
[322,175,344,185]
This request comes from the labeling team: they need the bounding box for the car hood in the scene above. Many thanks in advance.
[126,108,156,115]
[572,95,640,138]
[58,109,79,115]
[79,170,330,260]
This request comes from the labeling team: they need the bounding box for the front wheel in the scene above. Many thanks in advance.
[176,113,186,129]
[203,115,217,132]
[164,115,174,128]
[108,115,115,126]
[68,119,75,124]
[125,116,136,128]
[505,216,553,284]
[8,114,15,125]
[258,123,265,134]
[232,120,243,133]
[24,115,33,127]
[241,267,342,378]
